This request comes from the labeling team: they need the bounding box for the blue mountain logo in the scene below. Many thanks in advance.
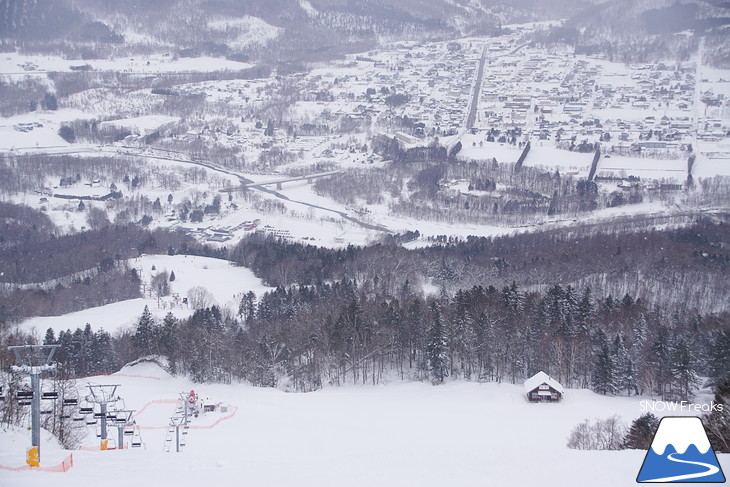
[637,416,726,483]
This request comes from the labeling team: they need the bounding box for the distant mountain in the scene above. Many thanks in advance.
[0,0,590,62]
[553,0,730,65]
[3,0,728,64]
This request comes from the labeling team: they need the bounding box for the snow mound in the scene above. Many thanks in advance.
[0,424,65,468]
[115,355,172,380]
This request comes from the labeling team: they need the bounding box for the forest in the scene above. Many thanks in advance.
[1,217,727,399]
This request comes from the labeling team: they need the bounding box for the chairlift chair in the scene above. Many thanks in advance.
[18,400,32,406]
[86,418,97,425]
[63,398,78,406]
[72,415,85,422]
[79,406,93,414]
[41,392,58,400]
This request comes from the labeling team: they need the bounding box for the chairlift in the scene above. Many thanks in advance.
[106,413,117,420]
[131,441,142,448]
[41,409,53,415]
[86,418,97,425]
[16,391,33,399]
[79,407,93,414]
[93,412,105,419]
[116,417,127,424]
[60,413,71,419]
[18,400,32,406]
[124,427,135,436]
[41,392,58,400]
[63,398,78,406]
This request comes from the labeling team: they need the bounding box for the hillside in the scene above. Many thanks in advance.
[547,0,730,66]
[1,0,590,62]
[2,361,728,486]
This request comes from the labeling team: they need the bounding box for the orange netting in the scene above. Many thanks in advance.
[0,453,74,473]
[136,403,238,430]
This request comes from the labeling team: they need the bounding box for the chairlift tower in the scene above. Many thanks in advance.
[111,409,136,449]
[169,416,186,453]
[8,344,58,464]
[86,384,121,444]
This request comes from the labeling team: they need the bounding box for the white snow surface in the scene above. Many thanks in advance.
[0,362,727,487]
[650,416,712,455]
[0,53,252,74]
[98,116,179,135]
[15,255,272,336]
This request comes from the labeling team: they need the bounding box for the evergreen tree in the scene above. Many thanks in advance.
[502,281,524,312]
[650,326,673,399]
[624,413,660,450]
[704,373,730,453]
[169,270,176,282]
[592,329,616,395]
[160,312,179,374]
[43,93,58,110]
[238,291,256,322]
[710,330,730,384]
[43,328,56,345]
[671,338,697,401]
[612,334,637,396]
[133,305,156,357]
[92,329,115,374]
[426,303,449,383]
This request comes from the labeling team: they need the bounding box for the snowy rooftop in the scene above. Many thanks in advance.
[524,371,565,394]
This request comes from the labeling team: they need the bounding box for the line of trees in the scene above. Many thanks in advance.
[37,276,729,403]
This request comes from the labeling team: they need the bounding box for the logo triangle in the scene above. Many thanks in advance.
[637,416,726,483]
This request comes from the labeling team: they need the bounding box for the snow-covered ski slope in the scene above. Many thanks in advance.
[1,361,727,487]
[16,255,273,336]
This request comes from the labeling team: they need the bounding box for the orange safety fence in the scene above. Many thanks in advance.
[188,405,238,430]
[77,443,128,451]
[0,454,74,473]
[137,404,238,430]
[134,398,178,417]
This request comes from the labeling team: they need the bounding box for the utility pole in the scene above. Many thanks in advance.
[86,384,120,448]
[8,344,58,465]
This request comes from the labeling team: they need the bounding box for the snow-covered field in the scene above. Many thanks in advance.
[0,361,727,487]
[16,255,272,337]
[0,53,253,74]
